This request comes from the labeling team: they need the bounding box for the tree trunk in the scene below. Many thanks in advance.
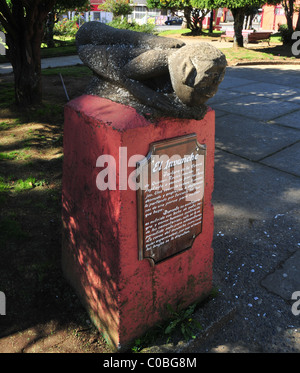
[232,7,245,48]
[183,6,193,31]
[296,9,300,31]
[244,15,249,30]
[7,27,43,106]
[191,9,202,33]
[45,11,56,48]
[283,0,294,33]
[249,14,254,30]
[0,0,56,106]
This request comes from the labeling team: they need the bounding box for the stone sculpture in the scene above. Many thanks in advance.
[76,21,227,119]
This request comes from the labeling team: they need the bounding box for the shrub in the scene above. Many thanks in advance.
[99,0,133,18]
[108,18,155,33]
[278,24,293,44]
[53,18,79,38]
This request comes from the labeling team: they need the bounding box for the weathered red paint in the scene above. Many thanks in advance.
[62,95,215,350]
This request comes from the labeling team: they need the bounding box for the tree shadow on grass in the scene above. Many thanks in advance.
[248,43,299,59]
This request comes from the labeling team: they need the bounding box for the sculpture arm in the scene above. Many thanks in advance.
[122,50,172,80]
[123,78,180,115]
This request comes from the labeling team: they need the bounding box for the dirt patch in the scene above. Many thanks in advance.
[0,69,114,353]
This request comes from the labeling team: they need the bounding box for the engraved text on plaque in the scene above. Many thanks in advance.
[137,134,206,265]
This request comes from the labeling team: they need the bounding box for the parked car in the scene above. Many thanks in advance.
[165,17,183,25]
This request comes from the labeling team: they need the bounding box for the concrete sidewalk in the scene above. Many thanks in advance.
[201,65,300,352]
[149,64,300,353]
[0,55,82,75]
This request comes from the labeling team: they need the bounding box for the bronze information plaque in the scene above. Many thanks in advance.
[137,134,206,265]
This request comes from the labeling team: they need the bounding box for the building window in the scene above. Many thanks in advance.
[148,8,161,16]
[93,12,101,21]
[133,6,147,20]
[275,7,285,16]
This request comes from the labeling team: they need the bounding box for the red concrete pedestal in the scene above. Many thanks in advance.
[62,95,215,350]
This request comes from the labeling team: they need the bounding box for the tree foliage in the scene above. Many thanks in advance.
[99,0,133,18]
[54,0,90,13]
[45,0,90,47]
[147,0,216,33]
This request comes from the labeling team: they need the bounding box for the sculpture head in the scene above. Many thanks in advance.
[168,44,227,106]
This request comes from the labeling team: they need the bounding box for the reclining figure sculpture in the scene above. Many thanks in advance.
[76,21,227,119]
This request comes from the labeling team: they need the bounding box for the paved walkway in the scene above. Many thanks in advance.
[183,64,300,353]
[0,55,82,75]
[147,64,300,353]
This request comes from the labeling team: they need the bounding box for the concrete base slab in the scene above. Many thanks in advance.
[261,142,300,177]
[224,66,300,88]
[218,76,254,89]
[213,95,300,121]
[261,250,300,301]
[270,109,300,130]
[229,82,300,100]
[207,89,248,105]
[213,148,300,220]
[215,114,300,161]
[286,94,300,105]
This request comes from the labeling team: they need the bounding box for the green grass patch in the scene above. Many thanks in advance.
[13,177,46,192]
[109,18,155,34]
[158,28,190,36]
[0,121,11,130]
[0,176,10,192]
[40,44,77,59]
[0,150,31,161]
[220,46,296,63]
[0,217,28,243]
[0,176,46,192]
[0,151,19,160]
[0,38,77,63]
[0,82,15,108]
[42,65,91,77]
[222,48,274,61]
[270,34,282,43]
[158,28,222,37]
[14,177,37,191]
[14,102,64,125]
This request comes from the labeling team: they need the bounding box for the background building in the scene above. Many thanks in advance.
[261,2,300,31]
[67,1,299,32]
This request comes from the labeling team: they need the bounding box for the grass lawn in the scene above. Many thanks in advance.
[158,29,299,65]
[40,36,77,59]
[0,37,77,63]
[220,44,299,65]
